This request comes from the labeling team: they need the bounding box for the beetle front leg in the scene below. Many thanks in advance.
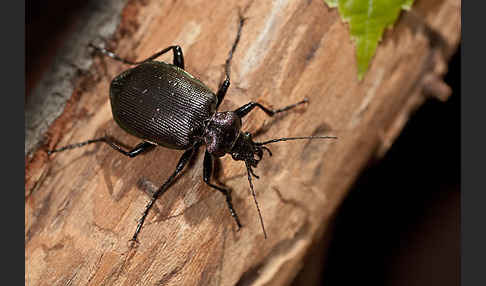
[48,136,155,158]
[203,150,242,230]
[234,99,308,118]
[89,44,185,69]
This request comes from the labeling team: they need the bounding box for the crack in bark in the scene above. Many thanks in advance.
[273,186,310,218]
[155,252,192,286]
[86,252,106,285]
[405,10,451,55]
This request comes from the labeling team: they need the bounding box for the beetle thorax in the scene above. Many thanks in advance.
[204,111,242,157]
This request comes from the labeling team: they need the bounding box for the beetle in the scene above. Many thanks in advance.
[48,18,337,242]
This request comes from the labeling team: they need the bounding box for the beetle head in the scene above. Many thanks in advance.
[230,132,271,175]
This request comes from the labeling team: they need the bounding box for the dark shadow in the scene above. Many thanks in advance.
[293,45,461,286]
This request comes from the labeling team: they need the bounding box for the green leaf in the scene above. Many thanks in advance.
[324,0,414,80]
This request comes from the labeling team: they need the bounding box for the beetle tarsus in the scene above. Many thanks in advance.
[47,136,156,158]
[90,43,185,69]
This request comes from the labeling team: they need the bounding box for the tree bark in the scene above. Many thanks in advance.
[25,0,461,285]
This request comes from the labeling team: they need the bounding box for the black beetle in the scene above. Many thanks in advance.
[49,18,337,242]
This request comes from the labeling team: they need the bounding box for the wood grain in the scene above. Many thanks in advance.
[25,0,461,285]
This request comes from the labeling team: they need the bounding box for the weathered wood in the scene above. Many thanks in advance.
[25,0,461,285]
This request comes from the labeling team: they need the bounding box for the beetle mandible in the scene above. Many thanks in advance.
[48,17,337,242]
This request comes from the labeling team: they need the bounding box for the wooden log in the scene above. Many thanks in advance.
[25,0,461,285]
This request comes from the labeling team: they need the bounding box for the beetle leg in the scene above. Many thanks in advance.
[48,137,155,158]
[89,44,185,69]
[203,150,242,230]
[234,99,308,118]
[215,13,246,109]
[224,13,245,80]
[131,144,198,243]
[104,140,155,157]
[215,78,230,109]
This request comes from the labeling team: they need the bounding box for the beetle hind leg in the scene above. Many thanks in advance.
[48,136,155,158]
[89,44,185,69]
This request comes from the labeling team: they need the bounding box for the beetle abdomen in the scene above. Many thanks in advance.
[110,61,217,149]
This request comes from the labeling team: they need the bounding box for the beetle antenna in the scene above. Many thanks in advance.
[255,136,338,146]
[245,162,267,239]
